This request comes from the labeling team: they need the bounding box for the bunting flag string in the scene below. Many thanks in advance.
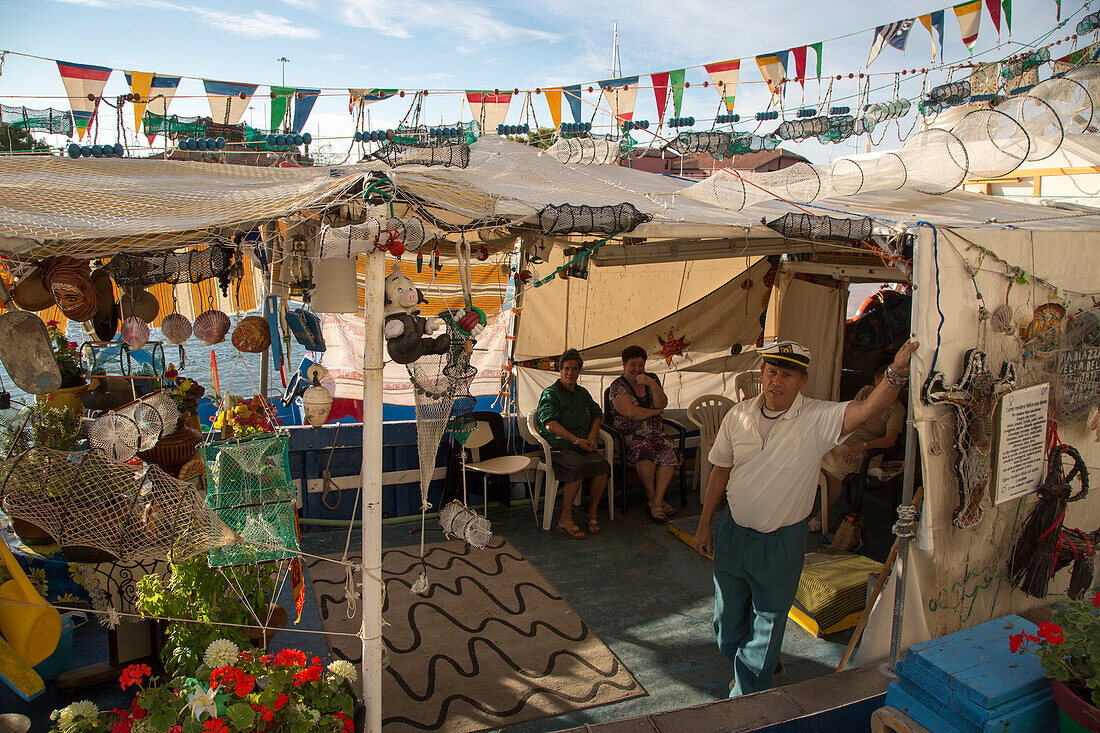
[56,60,111,140]
[920,10,947,59]
[270,85,294,133]
[756,51,787,96]
[954,0,983,52]
[563,84,583,124]
[291,89,319,134]
[466,91,512,133]
[651,72,670,121]
[703,60,741,110]
[868,19,915,67]
[348,88,397,117]
[124,72,179,141]
[791,47,807,89]
[985,0,1002,36]
[1003,0,1012,33]
[669,69,686,117]
[810,42,824,80]
[202,79,258,126]
[545,87,563,129]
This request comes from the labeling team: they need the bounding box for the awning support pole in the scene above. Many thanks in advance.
[888,227,924,672]
[361,248,385,730]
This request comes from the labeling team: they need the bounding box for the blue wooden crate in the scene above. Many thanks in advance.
[884,681,967,733]
[888,615,1056,732]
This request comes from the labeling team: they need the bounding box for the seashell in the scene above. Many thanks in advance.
[121,316,150,349]
[193,309,230,346]
[231,315,272,353]
[160,313,192,344]
[118,288,159,323]
[990,304,1013,335]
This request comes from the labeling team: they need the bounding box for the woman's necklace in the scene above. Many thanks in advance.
[760,400,791,420]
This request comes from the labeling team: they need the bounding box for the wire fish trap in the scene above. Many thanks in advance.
[200,433,300,567]
[439,500,492,549]
[0,446,235,562]
[370,140,471,168]
[538,202,651,236]
[105,245,236,289]
[765,213,873,243]
[544,136,623,165]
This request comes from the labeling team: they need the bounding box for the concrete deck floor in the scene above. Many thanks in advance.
[4,486,897,731]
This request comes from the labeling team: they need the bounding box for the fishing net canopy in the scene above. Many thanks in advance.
[0,447,235,562]
[370,140,471,168]
[200,433,300,568]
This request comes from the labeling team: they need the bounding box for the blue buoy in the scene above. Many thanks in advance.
[267,134,277,145]
[113,143,125,156]
[354,131,362,142]
[101,144,113,157]
[178,139,188,150]
[275,134,286,146]
[216,137,226,150]
[302,132,311,145]
[292,134,303,145]
[80,145,91,157]
[67,143,81,158]
[91,145,103,157]
[195,138,207,151]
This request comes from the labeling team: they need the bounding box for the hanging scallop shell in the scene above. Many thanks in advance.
[231,315,273,353]
[160,312,193,344]
[121,316,150,349]
[193,309,231,346]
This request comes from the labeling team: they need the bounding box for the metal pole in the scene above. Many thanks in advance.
[361,249,385,730]
[888,227,924,671]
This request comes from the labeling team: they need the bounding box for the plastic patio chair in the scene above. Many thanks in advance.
[686,394,735,494]
[734,370,762,402]
[520,409,614,531]
[459,419,539,524]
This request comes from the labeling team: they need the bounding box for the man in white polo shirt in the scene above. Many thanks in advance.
[695,338,918,696]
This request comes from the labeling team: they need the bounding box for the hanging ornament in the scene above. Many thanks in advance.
[120,316,150,349]
[475,245,489,261]
[231,315,273,353]
[193,309,231,346]
[301,364,333,429]
[653,329,692,366]
[42,256,98,321]
[160,313,193,344]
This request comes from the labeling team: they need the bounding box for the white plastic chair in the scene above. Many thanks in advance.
[520,409,614,531]
[460,420,539,525]
[687,394,735,494]
[734,370,762,402]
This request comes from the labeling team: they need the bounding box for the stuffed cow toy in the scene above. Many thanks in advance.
[383,267,450,364]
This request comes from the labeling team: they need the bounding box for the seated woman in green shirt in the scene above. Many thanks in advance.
[536,348,610,539]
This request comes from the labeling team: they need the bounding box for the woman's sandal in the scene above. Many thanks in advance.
[587,516,601,534]
[662,502,678,518]
[557,523,586,540]
[648,504,667,523]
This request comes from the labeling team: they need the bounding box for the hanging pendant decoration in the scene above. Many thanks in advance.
[654,329,692,366]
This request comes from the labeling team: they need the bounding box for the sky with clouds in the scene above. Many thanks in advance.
[0,0,1085,162]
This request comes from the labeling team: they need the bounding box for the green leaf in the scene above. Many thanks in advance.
[226,702,256,729]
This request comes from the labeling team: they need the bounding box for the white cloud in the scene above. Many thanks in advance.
[49,0,319,39]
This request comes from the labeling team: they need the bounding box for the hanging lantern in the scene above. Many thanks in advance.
[287,236,313,299]
[301,364,332,429]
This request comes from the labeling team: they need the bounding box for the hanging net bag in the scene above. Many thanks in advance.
[200,433,300,568]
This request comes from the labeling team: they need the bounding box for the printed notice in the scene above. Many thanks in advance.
[995,383,1050,505]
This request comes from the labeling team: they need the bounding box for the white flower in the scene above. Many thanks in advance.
[185,684,219,721]
[203,638,240,668]
[305,707,321,724]
[327,659,358,682]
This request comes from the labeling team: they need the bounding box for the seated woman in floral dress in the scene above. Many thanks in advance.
[607,345,682,522]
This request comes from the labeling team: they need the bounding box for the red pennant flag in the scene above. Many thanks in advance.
[985,0,1001,34]
[792,46,808,89]
[651,71,670,121]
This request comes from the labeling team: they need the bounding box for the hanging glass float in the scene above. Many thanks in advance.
[301,364,332,429]
[193,309,231,346]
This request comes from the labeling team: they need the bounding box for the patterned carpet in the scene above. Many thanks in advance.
[306,536,646,732]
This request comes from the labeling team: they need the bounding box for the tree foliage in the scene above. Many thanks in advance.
[0,122,51,153]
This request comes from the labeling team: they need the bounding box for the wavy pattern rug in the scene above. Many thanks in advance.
[306,536,645,732]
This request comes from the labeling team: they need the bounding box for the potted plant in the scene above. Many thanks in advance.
[135,555,287,679]
[38,320,88,415]
[49,646,357,732]
[1009,589,1100,731]
[0,402,82,544]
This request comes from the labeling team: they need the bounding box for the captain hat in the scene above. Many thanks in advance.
[760,341,811,371]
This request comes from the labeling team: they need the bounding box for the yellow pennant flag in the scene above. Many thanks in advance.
[125,71,153,134]
[544,88,562,129]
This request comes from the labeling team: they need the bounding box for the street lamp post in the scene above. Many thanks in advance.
[277,57,290,86]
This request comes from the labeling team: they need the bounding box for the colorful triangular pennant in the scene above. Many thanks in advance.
[703,60,741,110]
[466,91,512,133]
[985,0,1001,36]
[597,76,639,123]
[57,60,112,140]
[811,42,823,80]
[791,47,807,89]
[954,0,982,52]
[291,89,319,134]
[563,84,583,124]
[668,69,686,117]
[869,20,914,67]
[1003,0,1012,33]
[651,72,670,122]
[348,89,397,117]
[203,80,258,126]
[919,11,946,59]
[125,72,180,142]
[756,52,787,96]
[544,88,563,129]
[270,86,294,133]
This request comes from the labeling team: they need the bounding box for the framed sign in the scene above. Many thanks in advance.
[1056,346,1100,420]
[994,383,1050,505]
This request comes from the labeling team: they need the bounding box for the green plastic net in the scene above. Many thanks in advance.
[200,433,299,567]
[141,112,294,151]
[1,105,74,137]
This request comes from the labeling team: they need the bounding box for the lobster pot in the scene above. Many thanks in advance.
[311,257,358,313]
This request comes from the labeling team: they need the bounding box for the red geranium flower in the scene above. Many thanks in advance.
[203,719,229,733]
[119,663,152,689]
[275,649,307,667]
[1038,621,1065,645]
[273,692,288,711]
[1009,632,1024,654]
[333,712,354,733]
[168,727,182,733]
[1093,591,1100,608]
[293,664,323,687]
